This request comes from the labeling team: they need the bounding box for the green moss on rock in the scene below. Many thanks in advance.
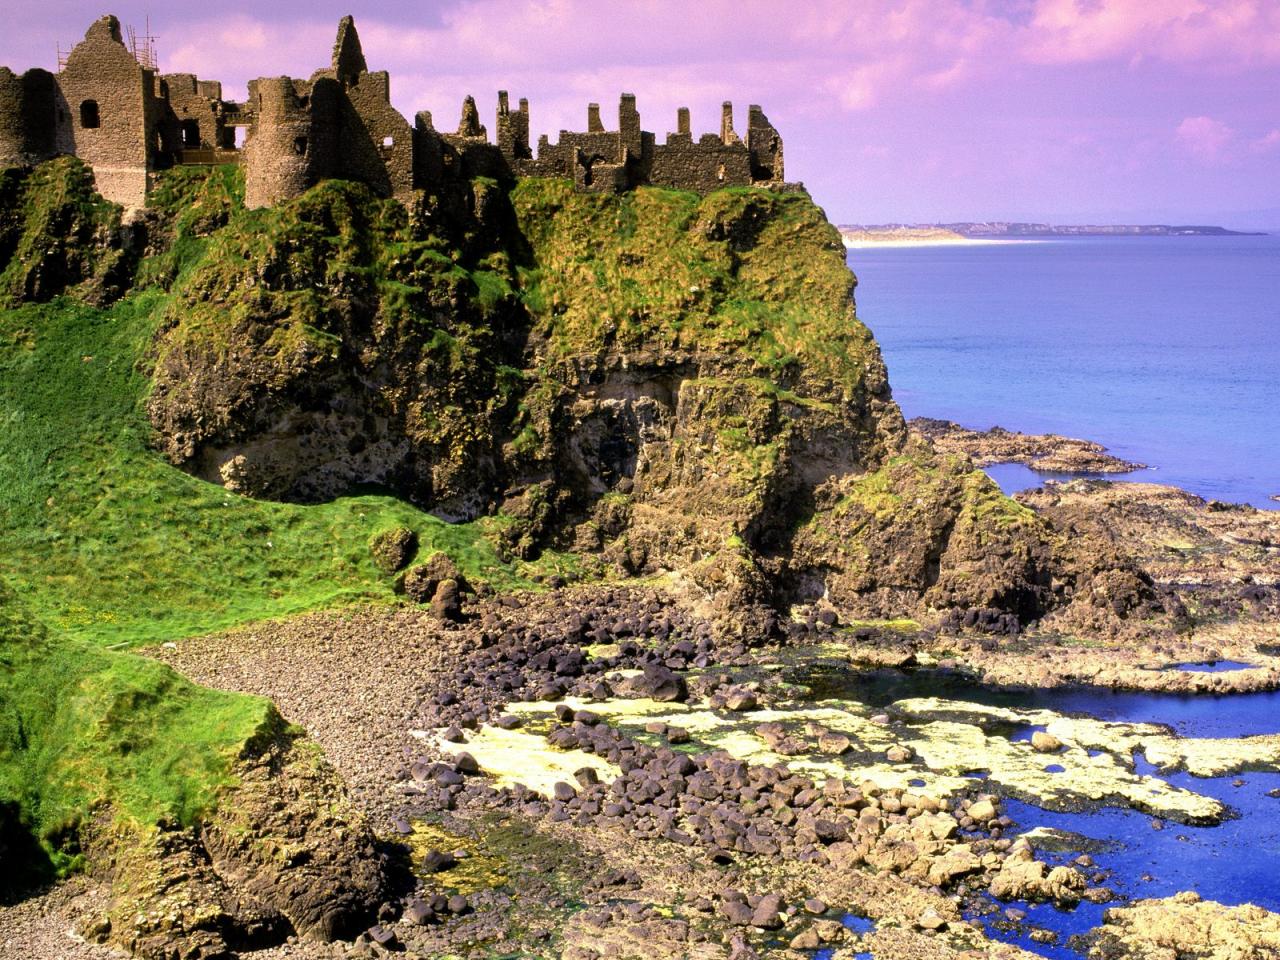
[369,525,417,573]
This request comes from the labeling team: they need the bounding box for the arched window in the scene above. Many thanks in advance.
[80,100,100,129]
[181,120,200,147]
[293,136,307,156]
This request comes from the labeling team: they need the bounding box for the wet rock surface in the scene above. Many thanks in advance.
[910,418,1146,474]
[1094,892,1280,959]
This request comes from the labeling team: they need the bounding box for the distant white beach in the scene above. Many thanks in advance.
[841,237,1045,249]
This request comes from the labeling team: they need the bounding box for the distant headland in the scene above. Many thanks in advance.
[840,220,1267,246]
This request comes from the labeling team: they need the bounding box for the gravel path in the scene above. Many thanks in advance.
[150,605,460,829]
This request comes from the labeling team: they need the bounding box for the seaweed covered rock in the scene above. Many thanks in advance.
[1093,893,1280,959]
[788,444,1059,621]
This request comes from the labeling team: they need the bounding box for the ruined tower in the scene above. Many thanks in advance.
[242,16,414,209]
[0,67,57,168]
[54,15,160,208]
[496,91,530,162]
[242,77,330,210]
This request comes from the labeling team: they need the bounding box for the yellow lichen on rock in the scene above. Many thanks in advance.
[426,726,620,796]
[497,695,1226,821]
[1095,893,1280,959]
[899,696,1280,780]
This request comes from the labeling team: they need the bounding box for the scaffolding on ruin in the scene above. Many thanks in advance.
[126,19,158,71]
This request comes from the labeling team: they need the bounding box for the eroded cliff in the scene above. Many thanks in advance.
[133,164,1120,626]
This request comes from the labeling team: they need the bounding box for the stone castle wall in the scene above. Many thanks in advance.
[0,67,57,168]
[0,13,789,211]
[53,16,155,208]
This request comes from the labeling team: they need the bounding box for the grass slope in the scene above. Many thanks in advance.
[0,586,275,886]
[0,162,559,883]
[0,292,530,647]
[0,164,561,648]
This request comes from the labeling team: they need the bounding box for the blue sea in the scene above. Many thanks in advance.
[846,236,1280,509]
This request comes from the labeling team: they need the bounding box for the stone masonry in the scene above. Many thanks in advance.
[1,14,787,210]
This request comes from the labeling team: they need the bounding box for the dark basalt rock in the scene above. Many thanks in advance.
[632,664,688,703]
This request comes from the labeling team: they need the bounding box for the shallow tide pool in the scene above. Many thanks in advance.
[794,664,1280,957]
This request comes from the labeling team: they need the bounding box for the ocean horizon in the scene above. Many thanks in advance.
[849,234,1280,510]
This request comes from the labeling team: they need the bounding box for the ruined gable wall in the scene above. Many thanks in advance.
[338,71,413,201]
[55,16,152,208]
[746,105,783,182]
[160,73,227,149]
[0,67,57,167]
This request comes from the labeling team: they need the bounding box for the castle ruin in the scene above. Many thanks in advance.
[0,14,786,211]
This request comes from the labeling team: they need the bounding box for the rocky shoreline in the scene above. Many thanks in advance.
[6,467,1280,960]
[910,418,1146,474]
[4,470,1277,959]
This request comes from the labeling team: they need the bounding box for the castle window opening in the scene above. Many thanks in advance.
[293,136,307,155]
[181,119,200,147]
[233,127,246,149]
[80,99,100,128]
[382,135,393,147]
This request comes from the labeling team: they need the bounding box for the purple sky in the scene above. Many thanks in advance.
[7,1,1279,226]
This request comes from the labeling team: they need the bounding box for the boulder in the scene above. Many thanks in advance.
[967,798,998,823]
[368,527,416,573]
[401,554,470,603]
[632,664,688,703]
[1031,731,1063,753]
[818,732,852,755]
[750,893,784,930]
[431,579,462,621]
[724,688,758,712]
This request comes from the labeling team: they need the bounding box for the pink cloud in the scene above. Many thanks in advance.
[1176,115,1236,161]
[1023,0,1280,66]
[1252,129,1280,153]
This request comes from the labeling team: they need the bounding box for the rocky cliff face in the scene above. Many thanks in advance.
[3,158,1141,627]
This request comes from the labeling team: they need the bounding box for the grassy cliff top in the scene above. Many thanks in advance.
[513,180,879,395]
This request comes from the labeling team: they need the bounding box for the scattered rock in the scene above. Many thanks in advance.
[723,688,758,712]
[750,893,784,930]
[818,732,852,755]
[916,908,947,931]
[631,664,688,702]
[803,898,827,915]
[967,798,998,823]
[1031,731,1063,753]
[420,850,457,874]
